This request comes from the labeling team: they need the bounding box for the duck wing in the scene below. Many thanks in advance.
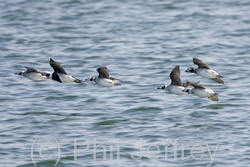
[25,67,39,73]
[182,80,200,87]
[97,67,110,79]
[170,65,182,86]
[186,81,205,89]
[193,58,210,69]
[49,58,67,74]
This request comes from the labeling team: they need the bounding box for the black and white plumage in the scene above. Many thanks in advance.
[49,58,82,83]
[86,67,120,87]
[185,57,224,84]
[15,67,51,81]
[184,81,219,101]
[157,65,195,95]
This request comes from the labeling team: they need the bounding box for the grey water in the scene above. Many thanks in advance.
[1,0,250,167]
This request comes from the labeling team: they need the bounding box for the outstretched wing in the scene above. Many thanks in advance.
[49,58,67,74]
[193,58,210,69]
[169,65,182,86]
[186,81,205,89]
[97,67,110,79]
[25,67,39,73]
[182,80,200,87]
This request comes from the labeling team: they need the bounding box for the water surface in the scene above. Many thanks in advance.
[0,0,250,167]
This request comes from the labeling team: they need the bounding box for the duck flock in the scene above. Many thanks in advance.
[15,57,223,101]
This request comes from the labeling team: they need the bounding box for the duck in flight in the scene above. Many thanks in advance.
[183,81,219,101]
[157,65,198,95]
[86,67,121,87]
[185,57,224,84]
[49,58,82,83]
[15,67,50,81]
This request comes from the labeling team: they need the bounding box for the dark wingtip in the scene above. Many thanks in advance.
[50,58,54,63]
[73,80,81,83]
[97,67,108,71]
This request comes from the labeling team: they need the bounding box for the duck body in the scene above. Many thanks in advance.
[185,81,218,101]
[189,88,217,98]
[186,58,224,84]
[50,73,81,83]
[86,67,121,87]
[95,78,119,87]
[24,72,47,81]
[157,65,194,95]
[166,84,188,95]
[15,67,50,81]
[49,58,82,83]
[195,68,221,79]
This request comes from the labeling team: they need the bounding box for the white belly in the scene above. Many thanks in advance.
[57,73,75,83]
[167,85,187,95]
[191,88,215,98]
[96,78,115,87]
[196,69,219,78]
[24,73,47,81]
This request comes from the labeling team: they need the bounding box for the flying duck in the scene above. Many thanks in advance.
[157,65,196,95]
[185,57,224,84]
[49,58,82,83]
[15,67,50,81]
[86,67,121,87]
[184,81,219,101]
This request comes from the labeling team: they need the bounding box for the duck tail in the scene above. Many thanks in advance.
[114,82,121,86]
[72,77,82,83]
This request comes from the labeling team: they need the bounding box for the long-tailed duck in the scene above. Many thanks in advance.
[49,58,82,83]
[15,67,50,81]
[86,67,121,87]
[185,57,224,84]
[157,65,197,95]
[184,81,218,101]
